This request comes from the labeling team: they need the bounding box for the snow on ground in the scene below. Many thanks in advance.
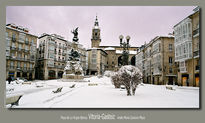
[6,76,199,108]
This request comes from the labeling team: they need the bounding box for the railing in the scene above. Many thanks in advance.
[48,41,55,45]
[25,49,29,52]
[28,68,34,71]
[12,37,16,42]
[23,67,27,71]
[193,28,199,37]
[30,58,35,61]
[59,45,62,49]
[10,46,16,50]
[7,65,16,70]
[16,67,22,71]
[180,67,187,73]
[18,39,24,43]
[10,56,17,60]
[63,47,67,50]
[62,52,66,56]
[195,65,200,71]
[25,41,29,44]
[18,48,25,51]
[193,50,199,58]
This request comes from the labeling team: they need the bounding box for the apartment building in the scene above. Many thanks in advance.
[135,45,145,73]
[6,23,38,80]
[143,36,177,85]
[36,33,86,80]
[87,48,108,75]
[173,7,200,86]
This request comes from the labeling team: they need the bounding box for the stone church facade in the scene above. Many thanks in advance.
[86,16,139,75]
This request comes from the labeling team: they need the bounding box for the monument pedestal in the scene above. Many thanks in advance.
[63,74,84,80]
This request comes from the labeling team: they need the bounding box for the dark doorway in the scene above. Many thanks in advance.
[91,71,97,75]
[118,56,123,66]
[17,72,21,77]
[22,72,27,78]
[131,56,136,66]
[168,76,173,85]
[48,70,56,79]
[58,71,64,78]
[182,74,189,86]
[195,74,199,86]
[152,77,155,84]
[29,73,32,80]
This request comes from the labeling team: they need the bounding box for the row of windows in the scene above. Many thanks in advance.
[145,44,173,57]
[6,32,36,44]
[174,22,192,43]
[10,61,33,68]
[175,42,192,57]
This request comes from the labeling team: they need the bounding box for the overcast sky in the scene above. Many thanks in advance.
[6,6,196,48]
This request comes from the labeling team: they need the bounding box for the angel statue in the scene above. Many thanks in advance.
[71,27,79,42]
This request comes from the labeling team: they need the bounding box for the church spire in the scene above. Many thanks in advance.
[94,15,99,27]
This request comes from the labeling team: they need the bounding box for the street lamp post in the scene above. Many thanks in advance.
[119,35,130,66]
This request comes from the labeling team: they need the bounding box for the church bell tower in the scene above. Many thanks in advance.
[91,16,101,48]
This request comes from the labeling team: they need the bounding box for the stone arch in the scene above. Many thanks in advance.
[118,56,123,66]
[130,55,136,66]
[58,71,64,78]
[48,70,56,79]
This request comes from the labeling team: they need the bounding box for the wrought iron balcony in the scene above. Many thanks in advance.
[195,65,200,71]
[25,41,29,44]
[193,28,199,37]
[59,45,62,49]
[180,67,187,73]
[193,50,199,58]
[23,67,27,71]
[63,47,67,50]
[62,52,66,56]
[25,49,29,52]
[7,65,16,70]
[10,46,17,50]
[12,37,16,42]
[18,39,24,43]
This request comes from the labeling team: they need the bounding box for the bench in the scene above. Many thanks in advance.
[88,83,98,86]
[52,87,63,93]
[70,84,76,88]
[22,82,31,85]
[6,94,23,107]
[35,83,44,88]
[166,86,175,90]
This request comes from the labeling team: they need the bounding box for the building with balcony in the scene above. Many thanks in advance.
[135,45,145,74]
[6,23,38,80]
[141,36,177,85]
[173,7,200,86]
[36,33,86,80]
[87,48,107,75]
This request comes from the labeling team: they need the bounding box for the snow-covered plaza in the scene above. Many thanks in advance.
[6,76,199,108]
